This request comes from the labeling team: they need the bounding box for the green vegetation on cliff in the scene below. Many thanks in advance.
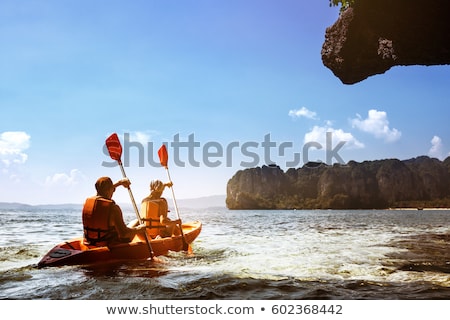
[329,0,355,10]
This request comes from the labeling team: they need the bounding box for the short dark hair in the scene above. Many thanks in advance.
[95,177,113,196]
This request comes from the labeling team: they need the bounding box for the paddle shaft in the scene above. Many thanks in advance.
[118,161,154,259]
[105,133,154,258]
[164,167,189,250]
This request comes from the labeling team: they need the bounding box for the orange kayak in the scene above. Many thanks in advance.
[38,221,202,267]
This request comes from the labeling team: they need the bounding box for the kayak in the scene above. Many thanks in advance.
[37,220,202,267]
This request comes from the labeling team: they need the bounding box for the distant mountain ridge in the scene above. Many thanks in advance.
[0,202,82,210]
[226,156,450,209]
[0,195,226,210]
[172,195,226,209]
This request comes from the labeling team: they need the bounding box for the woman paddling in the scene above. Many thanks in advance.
[140,179,181,238]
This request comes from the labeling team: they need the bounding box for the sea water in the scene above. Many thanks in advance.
[0,207,449,299]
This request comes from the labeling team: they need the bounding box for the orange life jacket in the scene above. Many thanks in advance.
[82,196,116,245]
[140,199,168,237]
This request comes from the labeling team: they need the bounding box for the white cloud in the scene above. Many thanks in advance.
[288,107,318,120]
[0,131,31,167]
[45,169,86,187]
[351,109,401,142]
[428,136,449,160]
[124,130,160,145]
[128,131,151,144]
[304,125,365,150]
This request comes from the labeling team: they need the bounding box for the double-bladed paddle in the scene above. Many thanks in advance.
[158,144,190,251]
[105,133,155,259]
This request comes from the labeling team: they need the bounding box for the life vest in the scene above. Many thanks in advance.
[82,196,116,246]
[140,199,168,237]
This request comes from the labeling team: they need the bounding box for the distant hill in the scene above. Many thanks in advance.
[0,202,34,210]
[0,202,82,210]
[175,195,226,209]
[226,156,450,209]
[0,195,226,211]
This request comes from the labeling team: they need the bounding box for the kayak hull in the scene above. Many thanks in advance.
[37,221,202,267]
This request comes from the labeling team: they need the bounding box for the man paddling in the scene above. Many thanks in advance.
[82,176,145,247]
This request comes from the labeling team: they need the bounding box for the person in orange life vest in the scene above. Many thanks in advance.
[140,179,181,238]
[82,176,145,246]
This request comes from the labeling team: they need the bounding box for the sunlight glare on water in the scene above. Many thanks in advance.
[163,209,450,288]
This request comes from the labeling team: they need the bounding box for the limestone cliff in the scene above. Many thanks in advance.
[322,0,450,84]
[226,156,450,209]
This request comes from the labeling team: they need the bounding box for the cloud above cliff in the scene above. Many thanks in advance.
[428,135,449,160]
[351,109,401,142]
[304,125,365,150]
[288,107,318,120]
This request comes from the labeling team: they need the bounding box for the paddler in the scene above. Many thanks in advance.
[82,176,146,247]
[140,179,181,238]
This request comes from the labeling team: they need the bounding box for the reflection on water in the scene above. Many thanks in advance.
[0,208,449,299]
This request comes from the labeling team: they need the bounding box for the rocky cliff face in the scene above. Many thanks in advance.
[321,0,450,84]
[226,156,450,209]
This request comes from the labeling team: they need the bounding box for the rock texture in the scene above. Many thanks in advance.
[322,0,450,84]
[226,156,450,209]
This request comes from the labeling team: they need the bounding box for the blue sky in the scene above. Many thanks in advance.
[1,0,449,205]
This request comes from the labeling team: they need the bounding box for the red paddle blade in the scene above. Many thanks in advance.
[158,144,168,168]
[105,133,123,162]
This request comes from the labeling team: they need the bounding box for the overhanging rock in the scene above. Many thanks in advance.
[321,0,450,84]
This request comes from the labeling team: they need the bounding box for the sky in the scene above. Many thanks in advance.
[1,0,449,205]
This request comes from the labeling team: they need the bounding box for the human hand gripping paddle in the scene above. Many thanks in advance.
[105,133,155,260]
[158,144,190,252]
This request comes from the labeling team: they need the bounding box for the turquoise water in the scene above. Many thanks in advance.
[0,207,449,299]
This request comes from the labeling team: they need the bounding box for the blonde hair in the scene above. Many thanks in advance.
[150,180,164,192]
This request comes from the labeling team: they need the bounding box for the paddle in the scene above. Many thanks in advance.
[105,133,155,259]
[158,144,190,251]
